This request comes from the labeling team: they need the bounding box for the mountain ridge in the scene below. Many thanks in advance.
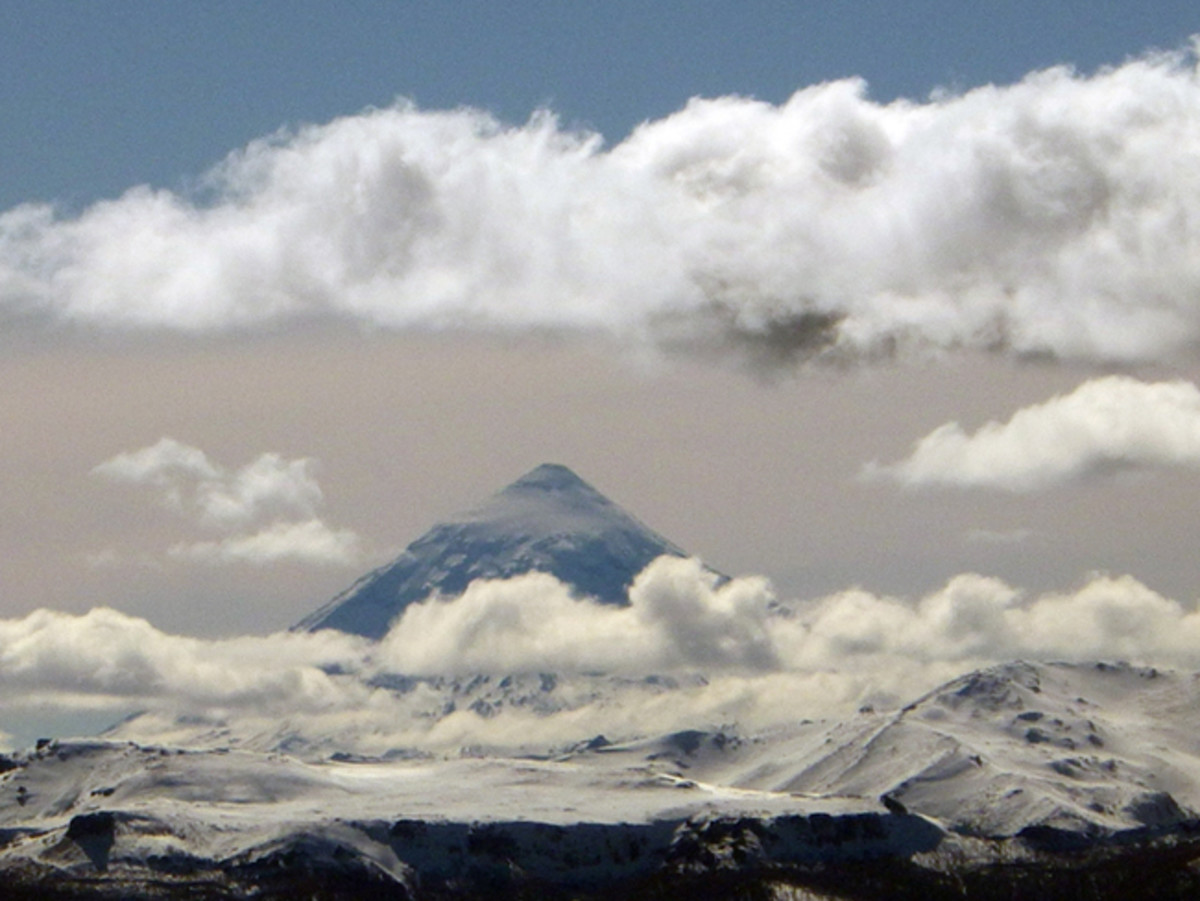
[37,658,1200,899]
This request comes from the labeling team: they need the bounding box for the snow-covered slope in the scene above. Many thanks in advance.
[15,662,1200,897]
[107,670,719,760]
[691,660,1200,841]
[107,660,1200,841]
[0,738,938,899]
[296,463,695,639]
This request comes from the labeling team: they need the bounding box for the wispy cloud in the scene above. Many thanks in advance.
[91,438,221,510]
[865,376,1200,491]
[3,48,1200,365]
[169,519,361,566]
[93,438,361,566]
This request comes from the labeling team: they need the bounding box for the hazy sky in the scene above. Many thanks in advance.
[3,2,1200,648]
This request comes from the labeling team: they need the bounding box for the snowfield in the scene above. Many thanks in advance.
[4,661,1200,898]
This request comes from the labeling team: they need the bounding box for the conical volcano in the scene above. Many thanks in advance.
[295,464,690,640]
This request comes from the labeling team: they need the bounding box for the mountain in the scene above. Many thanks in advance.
[0,737,941,900]
[110,660,1200,843]
[295,463,695,640]
[27,661,1200,899]
[714,660,1200,842]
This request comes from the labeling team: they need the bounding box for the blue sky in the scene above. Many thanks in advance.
[3,2,1197,210]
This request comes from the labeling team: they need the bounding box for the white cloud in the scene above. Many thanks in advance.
[377,557,778,675]
[193,452,323,527]
[170,519,361,566]
[794,573,1200,672]
[377,556,1200,680]
[93,438,360,566]
[92,437,220,510]
[866,376,1200,491]
[0,606,369,713]
[94,437,323,525]
[4,48,1200,364]
[6,561,1200,753]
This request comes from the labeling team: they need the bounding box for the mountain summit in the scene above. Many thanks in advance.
[295,464,690,639]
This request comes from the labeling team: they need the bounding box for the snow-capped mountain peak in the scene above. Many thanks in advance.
[294,463,694,640]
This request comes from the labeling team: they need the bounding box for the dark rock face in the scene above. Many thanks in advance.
[16,812,1200,900]
[65,811,116,841]
[296,464,694,640]
[66,811,117,872]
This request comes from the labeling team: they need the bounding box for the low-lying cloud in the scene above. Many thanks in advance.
[93,438,362,565]
[866,376,1200,491]
[378,558,779,674]
[0,606,367,713]
[381,556,1200,677]
[7,557,1200,752]
[4,47,1200,364]
[796,572,1200,669]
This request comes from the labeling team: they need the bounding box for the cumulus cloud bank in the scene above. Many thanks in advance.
[93,438,361,565]
[378,558,779,675]
[867,376,1200,491]
[7,557,1200,751]
[5,47,1200,363]
[380,556,1200,678]
[0,606,367,713]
